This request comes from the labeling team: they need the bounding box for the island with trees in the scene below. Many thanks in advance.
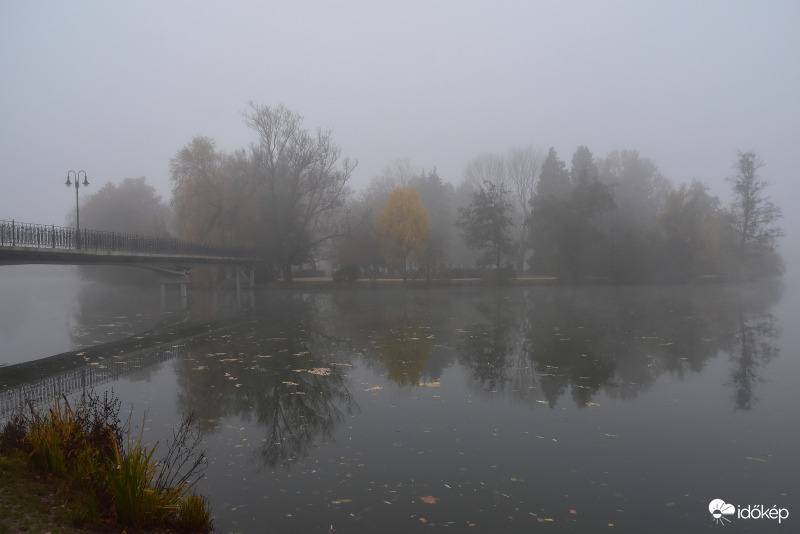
[73,103,784,286]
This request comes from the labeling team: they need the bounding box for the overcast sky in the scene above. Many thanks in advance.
[1,0,798,262]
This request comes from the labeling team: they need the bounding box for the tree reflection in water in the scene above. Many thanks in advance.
[165,281,782,468]
[174,294,356,468]
[453,281,783,410]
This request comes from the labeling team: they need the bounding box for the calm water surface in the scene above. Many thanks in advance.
[1,273,798,533]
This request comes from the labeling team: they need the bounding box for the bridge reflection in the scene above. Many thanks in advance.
[0,344,185,419]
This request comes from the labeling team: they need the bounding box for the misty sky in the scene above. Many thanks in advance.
[1,1,798,264]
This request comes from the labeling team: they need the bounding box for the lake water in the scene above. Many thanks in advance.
[1,267,798,533]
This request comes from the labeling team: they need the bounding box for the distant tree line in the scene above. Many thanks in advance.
[73,103,784,284]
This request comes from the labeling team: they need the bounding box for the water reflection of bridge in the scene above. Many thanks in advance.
[0,344,184,419]
[0,219,257,295]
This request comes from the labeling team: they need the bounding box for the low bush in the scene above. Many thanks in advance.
[177,493,214,532]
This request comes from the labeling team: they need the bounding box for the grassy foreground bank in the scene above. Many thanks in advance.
[0,392,212,533]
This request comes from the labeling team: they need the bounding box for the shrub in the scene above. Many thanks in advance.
[333,264,360,283]
[177,493,214,532]
[106,436,180,526]
[0,412,28,455]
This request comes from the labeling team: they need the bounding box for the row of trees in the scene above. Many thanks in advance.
[339,146,783,282]
[74,104,784,283]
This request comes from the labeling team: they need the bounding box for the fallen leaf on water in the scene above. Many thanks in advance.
[282,381,299,386]
[604,433,617,437]
[420,495,438,504]
[570,509,578,515]
[585,402,600,407]
[364,386,382,391]
[537,517,554,522]
[418,382,440,387]
[744,457,768,462]
[419,517,428,523]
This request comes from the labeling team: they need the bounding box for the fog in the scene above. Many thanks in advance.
[1,1,798,272]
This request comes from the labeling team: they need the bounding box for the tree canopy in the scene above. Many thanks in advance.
[375,187,432,280]
[457,181,515,270]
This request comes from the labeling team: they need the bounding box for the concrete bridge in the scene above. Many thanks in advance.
[0,219,258,295]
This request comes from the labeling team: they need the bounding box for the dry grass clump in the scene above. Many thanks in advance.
[0,391,213,533]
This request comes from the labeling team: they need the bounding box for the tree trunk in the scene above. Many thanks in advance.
[283,263,293,283]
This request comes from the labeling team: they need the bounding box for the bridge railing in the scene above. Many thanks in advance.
[0,219,255,259]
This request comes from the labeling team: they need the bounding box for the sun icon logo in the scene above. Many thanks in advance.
[709,499,735,525]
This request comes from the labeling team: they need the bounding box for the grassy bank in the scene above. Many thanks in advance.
[0,452,90,533]
[264,274,558,290]
[0,392,212,533]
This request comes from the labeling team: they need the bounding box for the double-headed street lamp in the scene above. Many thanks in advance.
[65,170,89,248]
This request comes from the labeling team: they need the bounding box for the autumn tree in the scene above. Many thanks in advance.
[170,136,256,247]
[725,150,784,278]
[376,187,432,280]
[457,180,515,270]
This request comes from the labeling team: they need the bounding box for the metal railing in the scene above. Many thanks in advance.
[0,219,255,259]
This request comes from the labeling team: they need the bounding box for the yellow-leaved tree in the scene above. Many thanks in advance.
[376,188,432,280]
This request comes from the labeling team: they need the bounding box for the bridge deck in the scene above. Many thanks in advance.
[0,245,257,266]
[0,220,258,266]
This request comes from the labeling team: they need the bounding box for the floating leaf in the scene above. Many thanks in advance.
[418,381,440,387]
[364,386,382,391]
[585,402,600,407]
[420,495,438,504]
[570,509,578,515]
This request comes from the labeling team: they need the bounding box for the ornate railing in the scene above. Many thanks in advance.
[0,219,255,259]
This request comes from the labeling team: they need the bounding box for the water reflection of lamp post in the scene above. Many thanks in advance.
[65,170,89,249]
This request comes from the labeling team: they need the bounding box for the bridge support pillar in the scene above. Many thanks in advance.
[236,266,256,309]
[158,270,190,302]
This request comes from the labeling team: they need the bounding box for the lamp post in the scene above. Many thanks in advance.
[65,170,89,249]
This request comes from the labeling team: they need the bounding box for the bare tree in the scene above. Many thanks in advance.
[244,102,356,281]
[506,145,543,220]
[463,152,506,189]
[726,150,783,249]
[506,145,543,269]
